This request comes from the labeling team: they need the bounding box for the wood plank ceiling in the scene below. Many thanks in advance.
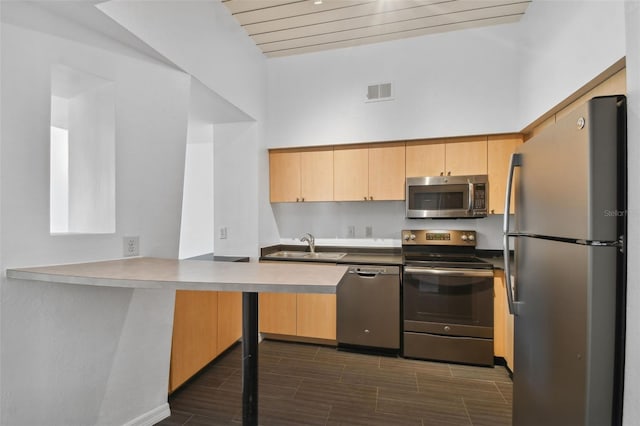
[221,0,531,57]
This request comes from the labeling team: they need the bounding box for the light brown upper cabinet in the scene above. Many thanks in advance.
[269,147,333,203]
[334,143,405,201]
[406,136,488,177]
[487,134,523,214]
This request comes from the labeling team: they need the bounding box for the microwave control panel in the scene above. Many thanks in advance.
[473,184,486,210]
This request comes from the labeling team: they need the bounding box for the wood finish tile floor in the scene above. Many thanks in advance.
[157,340,512,426]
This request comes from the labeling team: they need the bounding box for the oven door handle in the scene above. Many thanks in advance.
[403,267,493,278]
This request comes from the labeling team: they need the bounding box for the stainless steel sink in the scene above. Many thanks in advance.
[304,252,347,260]
[265,251,347,260]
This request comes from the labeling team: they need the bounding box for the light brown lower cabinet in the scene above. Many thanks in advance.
[296,294,336,340]
[217,291,242,354]
[169,290,242,393]
[259,293,337,340]
[494,270,514,371]
[258,293,297,335]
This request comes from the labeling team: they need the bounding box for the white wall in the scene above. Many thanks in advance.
[179,126,214,259]
[0,21,190,425]
[624,2,640,424]
[97,0,268,257]
[273,202,505,249]
[68,83,116,233]
[266,23,521,148]
[517,0,627,128]
[214,122,262,256]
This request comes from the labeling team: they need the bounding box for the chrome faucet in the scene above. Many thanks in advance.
[299,233,315,253]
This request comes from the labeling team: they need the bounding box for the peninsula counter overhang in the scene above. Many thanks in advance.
[6,257,348,294]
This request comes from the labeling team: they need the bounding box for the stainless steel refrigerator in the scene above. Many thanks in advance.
[503,95,627,426]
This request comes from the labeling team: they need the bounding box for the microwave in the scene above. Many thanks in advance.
[406,175,488,218]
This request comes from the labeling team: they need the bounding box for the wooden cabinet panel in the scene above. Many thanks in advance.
[493,275,506,358]
[334,145,368,201]
[368,143,405,200]
[300,148,333,201]
[269,150,301,202]
[170,290,218,392]
[296,294,336,340]
[217,291,242,355]
[488,134,523,214]
[494,271,514,371]
[445,137,488,176]
[270,148,333,202]
[406,140,446,177]
[259,293,297,335]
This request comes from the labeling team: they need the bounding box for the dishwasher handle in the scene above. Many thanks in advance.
[347,266,397,278]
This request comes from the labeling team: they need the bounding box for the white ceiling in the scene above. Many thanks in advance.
[222,0,532,57]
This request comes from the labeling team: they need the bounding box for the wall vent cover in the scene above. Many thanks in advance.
[366,82,393,102]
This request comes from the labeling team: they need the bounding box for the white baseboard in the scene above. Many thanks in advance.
[122,403,171,426]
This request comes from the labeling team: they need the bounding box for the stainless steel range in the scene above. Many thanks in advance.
[402,229,494,366]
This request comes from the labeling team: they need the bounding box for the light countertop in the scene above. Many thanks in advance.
[6,257,348,294]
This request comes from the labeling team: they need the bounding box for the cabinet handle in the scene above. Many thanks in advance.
[369,196,373,201]
[491,209,495,214]
[363,196,367,201]
[296,197,299,202]
[440,172,444,176]
[301,197,305,202]
[447,171,451,176]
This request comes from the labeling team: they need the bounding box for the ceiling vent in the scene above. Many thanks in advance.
[366,82,393,102]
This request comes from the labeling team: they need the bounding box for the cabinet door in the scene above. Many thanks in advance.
[334,145,368,201]
[217,291,242,355]
[488,134,523,214]
[494,271,515,371]
[296,294,336,340]
[300,148,333,201]
[445,137,488,176]
[170,290,218,392]
[493,274,506,358]
[369,143,406,200]
[269,150,301,202]
[259,293,297,335]
[406,140,446,177]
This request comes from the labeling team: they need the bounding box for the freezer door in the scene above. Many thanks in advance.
[515,96,621,241]
[513,237,617,426]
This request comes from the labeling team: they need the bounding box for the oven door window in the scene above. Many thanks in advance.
[408,184,468,211]
[403,270,492,327]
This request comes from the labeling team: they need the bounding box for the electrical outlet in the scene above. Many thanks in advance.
[347,225,355,238]
[365,226,373,238]
[123,236,139,257]
[220,227,228,239]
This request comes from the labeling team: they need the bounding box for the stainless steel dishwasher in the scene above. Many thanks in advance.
[337,265,400,351]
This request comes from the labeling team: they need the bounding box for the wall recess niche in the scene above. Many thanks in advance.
[50,64,116,234]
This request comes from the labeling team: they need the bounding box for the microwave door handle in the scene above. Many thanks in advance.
[503,153,522,316]
[468,182,474,213]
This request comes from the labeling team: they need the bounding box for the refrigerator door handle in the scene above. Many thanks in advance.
[503,153,522,316]
[503,234,520,316]
[503,153,522,234]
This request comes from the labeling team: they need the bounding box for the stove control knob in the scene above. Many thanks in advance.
[468,234,475,241]
[444,325,451,332]
[410,234,416,241]
[461,234,468,241]
[403,234,410,241]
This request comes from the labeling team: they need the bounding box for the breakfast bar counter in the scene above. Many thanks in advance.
[7,257,348,426]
